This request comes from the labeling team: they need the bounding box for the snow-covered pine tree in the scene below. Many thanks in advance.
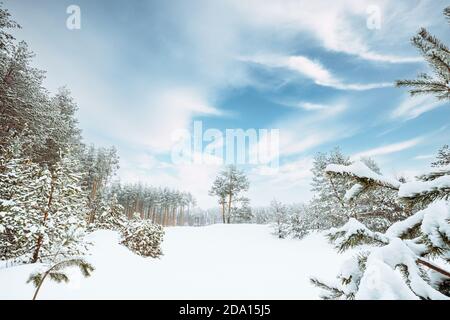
[0,141,89,263]
[307,149,406,233]
[289,204,310,239]
[308,148,352,230]
[270,200,290,239]
[310,7,450,298]
[252,207,272,224]
[230,197,253,223]
[80,146,120,225]
[88,193,127,232]
[432,145,450,167]
[311,157,450,299]
[209,165,250,224]
[396,6,450,100]
[346,158,406,232]
[0,5,19,50]
[30,151,89,263]
[0,137,46,261]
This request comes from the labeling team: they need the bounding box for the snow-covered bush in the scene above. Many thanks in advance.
[121,220,164,258]
[311,160,450,299]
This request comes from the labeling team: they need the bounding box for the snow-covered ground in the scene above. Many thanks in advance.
[0,224,349,300]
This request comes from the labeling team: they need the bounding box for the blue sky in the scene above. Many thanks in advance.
[5,0,450,207]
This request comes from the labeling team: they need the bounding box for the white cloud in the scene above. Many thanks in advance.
[250,102,356,163]
[241,55,391,90]
[295,102,329,111]
[414,154,434,160]
[351,137,423,160]
[231,0,424,63]
[248,157,314,206]
[82,86,223,153]
[391,95,447,120]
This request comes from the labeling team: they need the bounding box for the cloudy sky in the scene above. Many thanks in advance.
[5,0,450,207]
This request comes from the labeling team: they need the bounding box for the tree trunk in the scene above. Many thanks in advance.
[87,179,98,224]
[221,201,226,224]
[227,194,232,224]
[32,173,56,263]
[179,206,184,226]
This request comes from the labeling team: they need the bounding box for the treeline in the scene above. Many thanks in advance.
[111,183,196,226]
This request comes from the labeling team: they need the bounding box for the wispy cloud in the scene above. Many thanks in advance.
[251,102,356,161]
[248,157,314,205]
[351,137,423,160]
[391,95,448,120]
[241,55,392,90]
[232,0,424,64]
[414,154,434,160]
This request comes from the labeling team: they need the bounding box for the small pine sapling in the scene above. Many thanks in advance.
[27,258,94,300]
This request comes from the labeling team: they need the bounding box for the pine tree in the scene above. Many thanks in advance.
[396,6,450,101]
[209,165,250,224]
[0,140,89,263]
[289,204,310,239]
[29,151,89,263]
[0,5,19,50]
[27,258,94,300]
[0,137,46,261]
[231,197,253,223]
[431,145,450,167]
[311,154,450,299]
[88,193,127,232]
[270,200,290,239]
[308,148,353,230]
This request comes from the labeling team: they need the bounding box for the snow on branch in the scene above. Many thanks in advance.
[398,175,450,201]
[325,161,401,191]
[343,183,365,202]
[420,200,450,250]
[327,218,389,252]
[386,209,426,238]
[417,164,450,181]
[358,238,449,300]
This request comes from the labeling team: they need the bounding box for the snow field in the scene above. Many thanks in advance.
[0,224,347,299]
